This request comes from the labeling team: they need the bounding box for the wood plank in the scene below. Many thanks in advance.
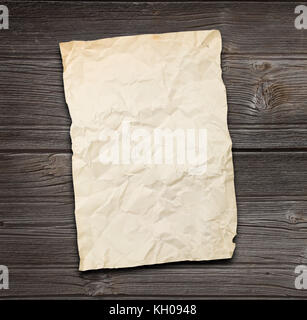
[2,53,307,150]
[2,126,307,151]
[1,3,307,129]
[0,264,306,298]
[2,53,307,126]
[1,55,307,128]
[1,198,307,268]
[224,57,307,125]
[1,198,307,299]
[0,2,306,55]
[0,153,73,197]
[0,152,307,198]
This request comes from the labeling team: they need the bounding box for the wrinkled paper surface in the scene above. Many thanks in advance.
[60,30,237,271]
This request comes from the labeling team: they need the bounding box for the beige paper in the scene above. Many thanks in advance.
[60,30,237,271]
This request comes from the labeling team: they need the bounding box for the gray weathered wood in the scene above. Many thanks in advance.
[2,54,307,151]
[1,199,307,268]
[1,152,307,198]
[2,126,307,151]
[0,2,306,55]
[2,56,307,128]
[0,266,306,298]
[1,1,307,299]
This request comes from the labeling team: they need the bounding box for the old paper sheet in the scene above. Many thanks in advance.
[60,30,237,271]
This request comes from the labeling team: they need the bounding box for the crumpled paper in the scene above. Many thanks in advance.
[60,30,237,271]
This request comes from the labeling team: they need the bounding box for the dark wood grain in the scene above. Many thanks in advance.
[1,199,307,299]
[2,56,307,128]
[1,152,307,198]
[0,2,306,55]
[0,1,307,299]
[3,126,307,151]
[1,265,307,299]
[1,199,307,267]
[2,54,307,150]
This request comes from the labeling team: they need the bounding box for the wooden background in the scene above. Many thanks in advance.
[1,1,307,299]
